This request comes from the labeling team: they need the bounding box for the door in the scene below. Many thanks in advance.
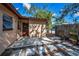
[22,23,29,36]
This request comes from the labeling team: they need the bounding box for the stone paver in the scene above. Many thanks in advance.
[6,36,79,56]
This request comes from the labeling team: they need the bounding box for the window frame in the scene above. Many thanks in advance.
[3,14,13,31]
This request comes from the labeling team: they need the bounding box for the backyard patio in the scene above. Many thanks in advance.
[2,36,79,56]
[0,3,79,56]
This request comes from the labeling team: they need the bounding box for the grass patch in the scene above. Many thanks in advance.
[70,34,78,41]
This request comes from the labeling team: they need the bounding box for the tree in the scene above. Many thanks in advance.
[33,9,53,29]
[24,4,53,29]
[59,3,79,43]
[73,18,79,24]
[59,3,79,20]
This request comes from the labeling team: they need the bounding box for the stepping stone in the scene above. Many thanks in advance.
[26,48,36,56]
[38,46,45,56]
[47,45,57,52]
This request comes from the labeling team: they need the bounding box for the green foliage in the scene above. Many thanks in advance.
[59,3,79,23]
[70,34,78,41]
[59,4,79,18]
[69,29,76,33]
[73,18,79,24]
[53,17,67,25]
[24,4,53,29]
[33,9,53,29]
[57,19,67,25]
[69,29,78,41]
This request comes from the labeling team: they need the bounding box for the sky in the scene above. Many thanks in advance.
[13,3,79,24]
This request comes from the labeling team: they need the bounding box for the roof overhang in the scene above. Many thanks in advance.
[2,3,48,22]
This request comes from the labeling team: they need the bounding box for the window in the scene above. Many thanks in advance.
[3,14,13,31]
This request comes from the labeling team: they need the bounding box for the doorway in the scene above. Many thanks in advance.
[22,23,29,36]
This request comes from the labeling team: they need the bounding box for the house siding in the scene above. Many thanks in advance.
[19,19,47,37]
[0,4,48,55]
[0,4,18,55]
[29,19,47,37]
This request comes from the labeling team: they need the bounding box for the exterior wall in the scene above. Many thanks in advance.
[18,19,29,36]
[0,4,48,55]
[20,19,29,23]
[29,24,47,37]
[29,20,47,38]
[0,4,18,55]
[19,19,47,37]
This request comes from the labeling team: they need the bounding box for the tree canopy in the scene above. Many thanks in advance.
[24,3,79,30]
[24,4,53,29]
[59,3,79,22]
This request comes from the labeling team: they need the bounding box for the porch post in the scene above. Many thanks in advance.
[21,22,23,36]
